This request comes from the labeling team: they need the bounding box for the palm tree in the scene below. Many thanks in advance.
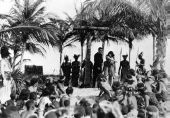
[82,0,153,61]
[0,0,56,70]
[73,0,155,86]
[135,0,169,70]
[43,19,76,75]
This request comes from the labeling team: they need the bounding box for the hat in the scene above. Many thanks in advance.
[64,55,69,60]
[73,54,80,59]
[138,52,143,58]
[122,54,128,58]
[126,74,134,81]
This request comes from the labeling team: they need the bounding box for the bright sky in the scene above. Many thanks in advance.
[0,0,170,75]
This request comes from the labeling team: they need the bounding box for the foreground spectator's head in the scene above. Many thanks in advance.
[66,87,73,96]
[30,78,38,86]
[99,100,123,118]
[41,88,51,97]
[112,81,121,91]
[44,108,69,118]
[146,105,159,118]
[19,89,30,101]
[79,98,91,107]
[1,106,20,118]
[25,100,36,111]
[63,99,70,107]
[129,69,135,76]
[10,93,16,100]
[74,105,86,118]
[29,92,37,101]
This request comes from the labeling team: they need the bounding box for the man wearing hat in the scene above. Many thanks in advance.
[61,55,71,86]
[118,54,130,82]
[71,54,80,87]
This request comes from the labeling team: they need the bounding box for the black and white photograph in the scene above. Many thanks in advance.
[0,0,170,118]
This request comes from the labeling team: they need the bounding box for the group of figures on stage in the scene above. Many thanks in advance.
[61,47,146,88]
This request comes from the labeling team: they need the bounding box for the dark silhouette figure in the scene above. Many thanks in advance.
[61,56,71,86]
[81,59,93,88]
[93,47,103,88]
[71,54,80,87]
[118,55,130,82]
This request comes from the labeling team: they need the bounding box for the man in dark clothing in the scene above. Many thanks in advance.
[118,55,130,82]
[61,55,72,86]
[71,54,80,87]
[93,47,103,87]
[81,59,93,88]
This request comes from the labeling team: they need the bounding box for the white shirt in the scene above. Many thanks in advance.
[38,96,51,112]
[1,58,12,78]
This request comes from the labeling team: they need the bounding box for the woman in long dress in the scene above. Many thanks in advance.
[103,51,116,86]
[0,46,13,104]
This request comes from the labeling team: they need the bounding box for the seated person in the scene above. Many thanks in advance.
[28,78,38,92]
[97,74,115,101]
[21,100,37,118]
[146,105,159,118]
[60,87,78,107]
[38,88,52,118]
[56,76,65,95]
[5,93,16,107]
[1,106,21,118]
[16,89,30,114]
[29,92,38,107]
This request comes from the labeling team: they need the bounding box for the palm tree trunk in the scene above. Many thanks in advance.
[153,35,156,62]
[129,48,131,65]
[102,40,105,60]
[155,36,167,70]
[19,45,25,70]
[84,36,93,87]
[59,48,63,75]
[80,43,84,77]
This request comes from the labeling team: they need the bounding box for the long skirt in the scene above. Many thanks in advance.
[0,80,12,104]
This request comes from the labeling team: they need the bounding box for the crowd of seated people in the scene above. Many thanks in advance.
[0,67,168,118]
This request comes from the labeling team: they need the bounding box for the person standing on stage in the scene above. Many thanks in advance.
[103,51,116,86]
[93,47,103,88]
[81,58,93,88]
[136,52,145,74]
[71,54,80,87]
[0,46,13,103]
[61,55,72,86]
[118,54,130,82]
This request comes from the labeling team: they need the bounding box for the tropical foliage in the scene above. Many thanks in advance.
[42,18,78,74]
[72,0,156,86]
[0,0,57,93]
[0,0,57,70]
[134,0,169,70]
